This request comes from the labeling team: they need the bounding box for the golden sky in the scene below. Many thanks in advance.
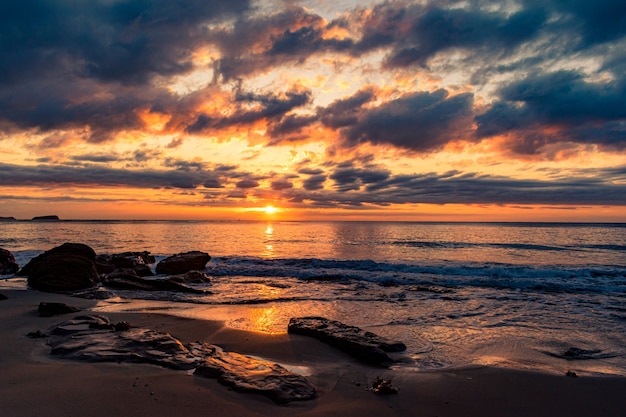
[1,0,625,221]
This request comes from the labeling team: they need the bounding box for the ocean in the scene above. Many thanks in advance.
[2,220,625,376]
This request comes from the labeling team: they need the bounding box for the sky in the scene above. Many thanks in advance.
[1,0,625,221]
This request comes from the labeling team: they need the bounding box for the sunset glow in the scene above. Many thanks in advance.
[0,0,625,221]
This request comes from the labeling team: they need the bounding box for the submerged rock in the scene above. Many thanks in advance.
[19,243,99,293]
[38,302,81,317]
[48,315,316,403]
[288,317,406,365]
[156,251,210,275]
[0,248,19,275]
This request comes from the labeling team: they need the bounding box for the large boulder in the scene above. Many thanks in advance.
[156,251,210,275]
[0,248,19,275]
[288,317,406,365]
[19,243,99,292]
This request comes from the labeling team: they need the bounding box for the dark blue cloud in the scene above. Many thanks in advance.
[343,89,474,151]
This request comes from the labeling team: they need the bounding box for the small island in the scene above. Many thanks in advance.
[0,216,17,221]
[32,215,60,221]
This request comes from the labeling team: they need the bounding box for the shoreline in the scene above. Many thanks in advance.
[2,288,626,416]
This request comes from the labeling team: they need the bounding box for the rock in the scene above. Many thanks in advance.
[96,252,155,277]
[19,243,99,293]
[156,251,210,275]
[0,248,19,275]
[32,215,60,221]
[370,377,399,395]
[38,302,81,317]
[167,270,211,284]
[0,216,17,221]
[194,351,317,404]
[27,330,48,338]
[103,273,210,294]
[287,317,406,365]
[48,315,316,403]
[0,293,7,300]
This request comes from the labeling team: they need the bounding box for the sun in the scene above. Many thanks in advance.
[264,205,278,214]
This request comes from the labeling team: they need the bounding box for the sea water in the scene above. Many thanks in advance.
[2,221,625,375]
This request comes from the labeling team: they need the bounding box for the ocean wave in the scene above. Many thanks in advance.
[205,256,626,295]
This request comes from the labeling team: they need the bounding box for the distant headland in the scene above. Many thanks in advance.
[0,215,61,222]
[31,215,61,221]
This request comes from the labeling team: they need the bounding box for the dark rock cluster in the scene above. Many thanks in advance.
[47,315,316,404]
[15,243,212,295]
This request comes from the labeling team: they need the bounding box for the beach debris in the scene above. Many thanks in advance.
[47,315,316,404]
[18,243,99,293]
[155,251,211,275]
[566,370,578,377]
[38,302,81,317]
[287,316,406,365]
[370,377,398,395]
[0,248,19,275]
[26,330,48,338]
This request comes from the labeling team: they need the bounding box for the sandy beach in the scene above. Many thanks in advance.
[2,287,626,417]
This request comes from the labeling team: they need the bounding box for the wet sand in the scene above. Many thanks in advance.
[2,288,626,417]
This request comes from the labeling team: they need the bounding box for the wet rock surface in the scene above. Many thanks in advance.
[102,273,210,294]
[0,248,19,275]
[288,317,406,365]
[19,243,99,293]
[96,252,155,277]
[194,351,317,404]
[46,315,316,403]
[156,251,211,275]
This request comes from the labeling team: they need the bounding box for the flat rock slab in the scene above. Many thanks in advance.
[288,316,406,365]
[38,302,81,317]
[47,315,315,403]
[194,351,316,404]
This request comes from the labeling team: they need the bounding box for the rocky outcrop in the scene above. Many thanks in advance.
[96,251,155,277]
[19,243,99,292]
[287,317,406,365]
[167,270,211,284]
[0,216,17,221]
[155,251,210,275]
[0,248,19,275]
[48,315,316,404]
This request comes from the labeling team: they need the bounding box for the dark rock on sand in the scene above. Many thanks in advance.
[194,351,316,404]
[0,293,7,300]
[102,272,210,294]
[288,317,406,365]
[38,302,81,317]
[156,251,210,275]
[96,252,155,276]
[0,248,19,275]
[32,215,60,221]
[19,243,99,293]
[27,330,48,338]
[370,377,399,395]
[49,315,316,403]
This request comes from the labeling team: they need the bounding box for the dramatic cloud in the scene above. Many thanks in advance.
[1,1,626,219]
